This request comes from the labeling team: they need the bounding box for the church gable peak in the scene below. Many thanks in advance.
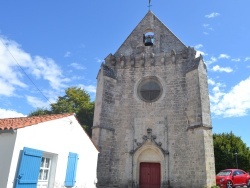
[114,11,186,57]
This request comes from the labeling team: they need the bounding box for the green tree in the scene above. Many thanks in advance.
[29,87,95,136]
[29,108,51,116]
[213,132,250,173]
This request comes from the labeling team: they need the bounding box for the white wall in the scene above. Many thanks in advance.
[0,132,16,188]
[6,115,99,188]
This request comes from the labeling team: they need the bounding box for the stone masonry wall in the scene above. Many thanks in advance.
[92,11,215,188]
[92,50,215,187]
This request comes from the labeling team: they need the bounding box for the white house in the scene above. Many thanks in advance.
[0,113,99,188]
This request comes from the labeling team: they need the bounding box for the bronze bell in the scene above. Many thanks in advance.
[143,34,154,46]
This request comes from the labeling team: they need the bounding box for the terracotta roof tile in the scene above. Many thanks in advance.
[0,113,74,131]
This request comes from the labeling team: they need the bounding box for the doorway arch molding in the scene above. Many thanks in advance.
[132,143,167,186]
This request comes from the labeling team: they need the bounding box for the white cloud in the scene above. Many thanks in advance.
[0,108,26,118]
[210,82,226,104]
[71,75,85,81]
[195,50,206,58]
[194,44,203,49]
[203,24,210,28]
[245,57,250,62]
[210,77,250,117]
[95,57,103,63]
[0,78,16,96]
[78,84,96,94]
[0,36,69,97]
[0,37,29,96]
[64,51,71,57]
[208,78,216,86]
[231,58,241,62]
[205,56,217,66]
[31,56,70,90]
[202,23,214,32]
[26,95,50,109]
[205,12,220,18]
[218,54,230,59]
[69,62,85,70]
[212,65,233,73]
[203,32,209,35]
[194,44,207,58]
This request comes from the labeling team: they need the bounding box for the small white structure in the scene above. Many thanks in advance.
[0,113,99,188]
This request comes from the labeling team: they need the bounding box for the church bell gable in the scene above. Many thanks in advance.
[114,11,186,57]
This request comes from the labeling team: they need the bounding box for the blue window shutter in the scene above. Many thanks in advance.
[15,147,43,188]
[64,152,78,187]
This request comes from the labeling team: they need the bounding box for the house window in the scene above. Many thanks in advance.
[15,147,57,188]
[38,157,51,187]
[39,157,51,180]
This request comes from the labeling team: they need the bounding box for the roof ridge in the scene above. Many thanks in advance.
[0,113,75,131]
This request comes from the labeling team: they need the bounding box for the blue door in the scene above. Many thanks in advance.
[15,147,43,188]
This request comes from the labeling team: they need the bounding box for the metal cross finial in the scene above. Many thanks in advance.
[148,0,152,10]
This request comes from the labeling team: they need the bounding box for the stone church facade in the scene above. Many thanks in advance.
[92,11,216,188]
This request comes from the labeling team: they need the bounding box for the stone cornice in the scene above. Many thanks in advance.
[92,125,115,132]
[187,124,212,131]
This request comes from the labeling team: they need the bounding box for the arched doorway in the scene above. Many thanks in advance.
[133,144,165,188]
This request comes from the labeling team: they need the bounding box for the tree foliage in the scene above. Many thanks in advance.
[213,132,250,173]
[29,87,95,136]
[29,108,51,116]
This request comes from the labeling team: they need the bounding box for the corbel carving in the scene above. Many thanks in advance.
[188,46,195,59]
[141,53,145,66]
[110,54,116,66]
[171,49,176,64]
[120,54,125,68]
[150,53,155,66]
[161,52,166,65]
[102,64,117,79]
[182,48,188,59]
[130,54,135,67]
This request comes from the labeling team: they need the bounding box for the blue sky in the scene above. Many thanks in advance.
[0,1,249,147]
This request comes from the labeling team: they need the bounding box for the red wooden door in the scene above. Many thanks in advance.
[139,162,161,188]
